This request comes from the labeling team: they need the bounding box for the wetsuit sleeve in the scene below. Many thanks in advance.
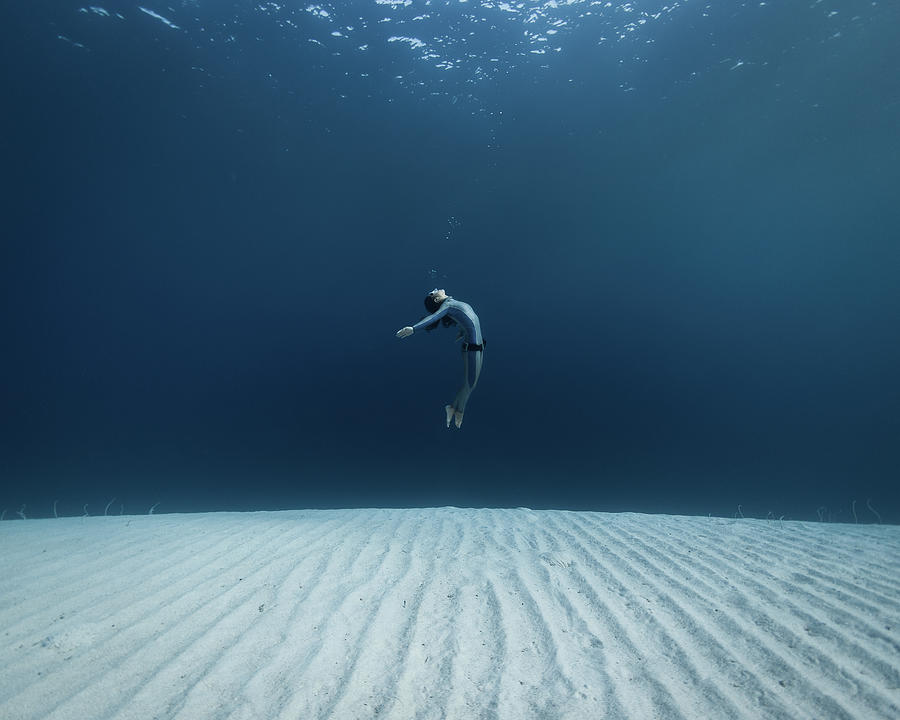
[410,303,451,333]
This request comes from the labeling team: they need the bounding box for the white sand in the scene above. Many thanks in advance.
[0,509,898,719]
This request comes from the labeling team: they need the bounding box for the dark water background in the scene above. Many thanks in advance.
[2,1,898,522]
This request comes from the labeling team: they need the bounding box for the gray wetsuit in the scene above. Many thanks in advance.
[411,297,484,416]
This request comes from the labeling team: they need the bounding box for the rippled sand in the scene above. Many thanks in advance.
[1,509,898,719]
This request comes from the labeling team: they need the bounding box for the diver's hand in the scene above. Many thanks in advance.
[396,326,414,339]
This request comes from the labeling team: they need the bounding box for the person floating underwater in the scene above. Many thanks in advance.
[396,288,484,429]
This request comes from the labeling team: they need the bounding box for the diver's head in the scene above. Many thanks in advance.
[424,288,448,314]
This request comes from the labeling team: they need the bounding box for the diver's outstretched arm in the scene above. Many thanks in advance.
[410,303,451,333]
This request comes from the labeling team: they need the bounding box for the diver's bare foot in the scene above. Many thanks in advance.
[445,405,455,428]
[454,410,464,429]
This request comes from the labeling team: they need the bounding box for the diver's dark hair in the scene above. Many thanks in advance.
[422,291,455,333]
[424,316,456,333]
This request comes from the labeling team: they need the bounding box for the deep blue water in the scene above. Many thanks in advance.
[2,1,898,522]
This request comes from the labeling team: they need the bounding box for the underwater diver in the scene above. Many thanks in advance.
[396,288,484,429]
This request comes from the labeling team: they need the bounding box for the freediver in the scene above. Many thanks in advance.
[396,288,484,429]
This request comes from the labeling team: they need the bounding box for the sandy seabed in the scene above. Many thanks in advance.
[0,508,898,720]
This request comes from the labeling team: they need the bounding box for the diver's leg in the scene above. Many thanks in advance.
[450,349,482,428]
[470,349,483,389]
